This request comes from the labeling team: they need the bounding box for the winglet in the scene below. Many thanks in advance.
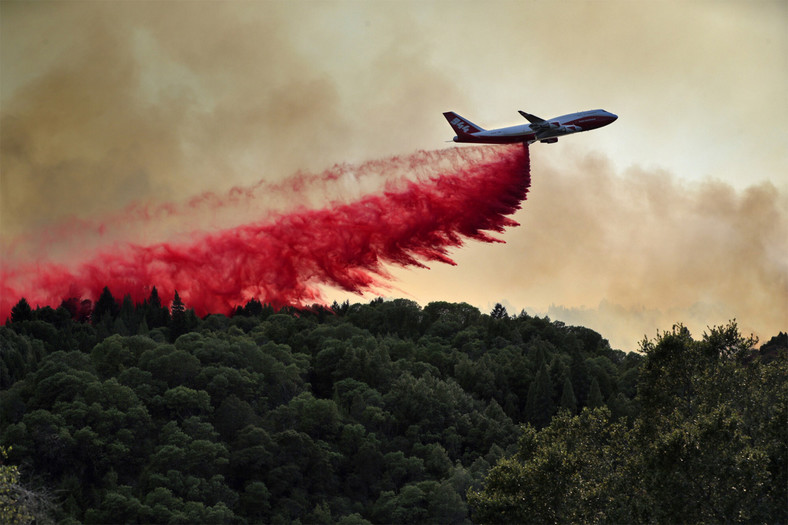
[518,110,545,124]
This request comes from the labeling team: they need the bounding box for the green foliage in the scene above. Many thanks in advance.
[0,445,55,524]
[469,408,631,524]
[559,376,577,414]
[1,294,652,523]
[525,362,554,427]
[586,376,604,408]
[470,321,787,524]
[0,446,33,524]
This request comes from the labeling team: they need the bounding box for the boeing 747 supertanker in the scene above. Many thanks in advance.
[443,109,617,144]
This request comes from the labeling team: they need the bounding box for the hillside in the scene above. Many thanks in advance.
[1,292,785,523]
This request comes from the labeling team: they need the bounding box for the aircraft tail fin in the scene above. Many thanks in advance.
[443,112,485,137]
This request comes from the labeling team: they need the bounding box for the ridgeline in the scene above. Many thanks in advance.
[1,291,785,524]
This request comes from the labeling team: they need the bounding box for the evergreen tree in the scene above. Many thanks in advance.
[145,287,170,328]
[138,316,150,336]
[112,317,129,337]
[531,339,549,371]
[119,295,137,336]
[587,377,604,408]
[78,299,93,323]
[526,363,555,427]
[570,351,590,406]
[490,303,509,320]
[331,300,350,316]
[242,298,263,317]
[58,297,81,320]
[92,287,119,326]
[559,376,577,414]
[169,291,187,342]
[9,299,33,323]
[549,356,569,402]
[171,291,185,316]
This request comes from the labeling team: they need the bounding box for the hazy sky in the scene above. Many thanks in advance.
[2,0,786,349]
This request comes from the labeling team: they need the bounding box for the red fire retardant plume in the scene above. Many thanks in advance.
[1,144,530,319]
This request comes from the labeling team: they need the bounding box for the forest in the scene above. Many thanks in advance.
[1,288,785,524]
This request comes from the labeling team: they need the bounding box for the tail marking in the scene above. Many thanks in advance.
[443,112,484,136]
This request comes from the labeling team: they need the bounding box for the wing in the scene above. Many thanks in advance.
[518,110,545,124]
[519,110,562,136]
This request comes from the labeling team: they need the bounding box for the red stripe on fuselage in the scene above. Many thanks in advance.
[567,115,616,130]
[456,133,537,144]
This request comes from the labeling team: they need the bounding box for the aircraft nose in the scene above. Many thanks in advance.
[606,112,618,122]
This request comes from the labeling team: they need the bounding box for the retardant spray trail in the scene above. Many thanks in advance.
[1,144,529,319]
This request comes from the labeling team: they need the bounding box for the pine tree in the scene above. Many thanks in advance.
[570,352,590,406]
[138,316,150,336]
[92,287,119,326]
[559,376,577,414]
[242,298,263,317]
[119,294,137,335]
[490,303,509,320]
[170,291,187,342]
[9,298,33,323]
[58,298,80,319]
[112,317,129,337]
[171,291,185,316]
[145,287,170,328]
[587,377,604,408]
[526,362,555,427]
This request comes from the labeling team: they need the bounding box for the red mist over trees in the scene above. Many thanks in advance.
[1,145,530,319]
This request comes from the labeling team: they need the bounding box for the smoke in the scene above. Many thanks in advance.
[2,150,431,266]
[529,152,787,339]
[406,149,787,349]
[0,2,458,243]
[2,2,784,346]
[0,145,529,319]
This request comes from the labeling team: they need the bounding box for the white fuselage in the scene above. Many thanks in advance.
[444,109,618,145]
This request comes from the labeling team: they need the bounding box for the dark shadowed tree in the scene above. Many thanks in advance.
[118,295,137,336]
[169,291,187,342]
[58,298,81,320]
[92,287,120,326]
[559,376,577,414]
[78,299,93,323]
[9,298,33,324]
[587,377,604,409]
[526,363,554,428]
[490,303,508,320]
[145,286,170,329]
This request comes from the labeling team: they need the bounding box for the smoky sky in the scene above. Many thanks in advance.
[1,2,461,239]
[1,2,346,237]
[2,1,785,349]
[390,148,788,349]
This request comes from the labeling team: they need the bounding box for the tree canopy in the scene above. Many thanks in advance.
[1,294,784,524]
[469,323,787,524]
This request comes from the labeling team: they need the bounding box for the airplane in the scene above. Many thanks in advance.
[443,109,617,144]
